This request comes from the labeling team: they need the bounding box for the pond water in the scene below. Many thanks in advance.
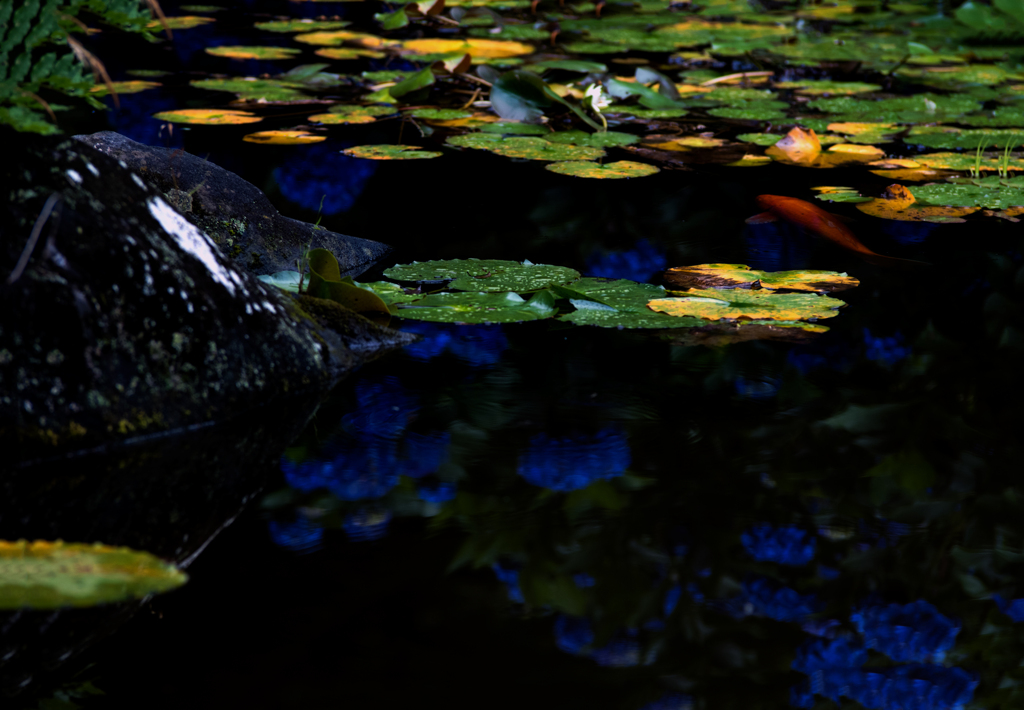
[15,0,1024,708]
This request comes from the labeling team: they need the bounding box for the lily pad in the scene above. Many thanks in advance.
[915,152,1024,173]
[545,160,660,179]
[341,145,443,160]
[855,184,982,222]
[400,38,535,58]
[807,93,981,123]
[0,540,187,610]
[191,78,310,102]
[446,134,605,161]
[826,122,900,145]
[903,127,1024,150]
[648,289,846,322]
[409,108,473,120]
[478,122,551,135]
[395,291,557,323]
[147,16,215,29]
[255,19,351,32]
[911,177,1024,210]
[355,281,430,306]
[554,278,705,329]
[774,80,882,96]
[308,104,397,125]
[664,264,859,293]
[545,130,640,147]
[242,130,325,145]
[150,109,262,125]
[205,46,302,60]
[88,80,161,96]
[385,259,580,292]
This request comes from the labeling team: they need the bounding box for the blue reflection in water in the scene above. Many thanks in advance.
[343,508,391,541]
[273,141,377,215]
[734,375,779,400]
[742,524,817,566]
[994,594,1024,622]
[864,329,912,367]
[493,562,525,603]
[851,600,960,664]
[786,339,855,374]
[418,481,457,503]
[744,222,813,272]
[281,377,449,499]
[586,239,667,282]
[401,322,509,367]
[791,664,977,710]
[720,577,820,622]
[268,515,323,554]
[517,427,631,492]
[639,693,694,710]
[880,220,936,246]
[553,616,640,667]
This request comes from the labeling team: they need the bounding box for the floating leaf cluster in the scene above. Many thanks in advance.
[262,258,855,340]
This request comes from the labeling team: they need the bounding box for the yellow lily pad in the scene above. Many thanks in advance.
[294,30,397,48]
[314,47,386,60]
[649,288,846,322]
[146,16,214,30]
[242,130,326,145]
[663,264,859,293]
[205,46,302,60]
[0,540,187,609]
[342,144,443,160]
[447,134,605,161]
[545,160,659,179]
[89,80,161,96]
[855,184,981,223]
[151,108,262,125]
[400,38,535,58]
[826,121,899,144]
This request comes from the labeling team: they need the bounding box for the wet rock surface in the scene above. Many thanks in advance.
[73,131,390,278]
[1,131,415,464]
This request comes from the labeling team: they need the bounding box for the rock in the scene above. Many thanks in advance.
[0,131,416,464]
[72,131,389,278]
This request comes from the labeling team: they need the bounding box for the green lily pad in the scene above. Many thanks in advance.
[384,259,580,292]
[737,133,789,146]
[306,249,391,315]
[394,291,557,323]
[707,100,790,121]
[354,281,430,305]
[446,134,605,161]
[524,59,609,73]
[807,93,981,123]
[191,78,309,102]
[554,278,705,328]
[648,288,846,321]
[258,270,304,292]
[663,264,860,293]
[409,108,473,120]
[546,160,660,179]
[544,130,640,147]
[205,46,302,60]
[0,540,187,610]
[478,122,551,135]
[904,127,1024,150]
[915,151,1024,173]
[610,107,690,119]
[774,80,882,95]
[958,107,1024,127]
[911,177,1024,210]
[341,145,443,159]
[255,19,351,32]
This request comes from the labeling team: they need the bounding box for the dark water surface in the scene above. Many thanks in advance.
[18,2,1024,708]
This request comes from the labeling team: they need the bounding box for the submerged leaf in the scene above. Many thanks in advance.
[0,540,187,609]
[258,271,304,292]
